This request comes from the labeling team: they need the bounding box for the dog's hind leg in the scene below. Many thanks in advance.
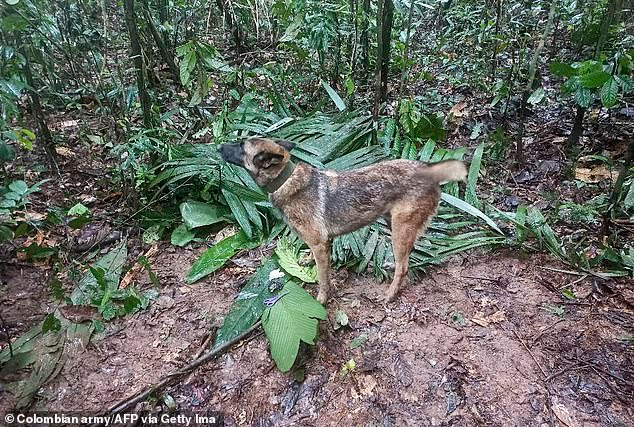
[385,200,437,302]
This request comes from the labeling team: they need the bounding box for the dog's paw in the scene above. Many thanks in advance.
[316,291,328,305]
[384,287,399,303]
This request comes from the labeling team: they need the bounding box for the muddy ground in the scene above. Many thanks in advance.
[3,241,633,426]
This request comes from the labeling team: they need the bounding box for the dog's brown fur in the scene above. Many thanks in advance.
[219,137,467,305]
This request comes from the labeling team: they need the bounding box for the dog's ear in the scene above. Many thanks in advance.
[274,139,296,151]
[254,152,284,169]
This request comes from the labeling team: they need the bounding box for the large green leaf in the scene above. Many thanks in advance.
[579,71,610,89]
[275,238,317,283]
[600,77,619,108]
[170,224,196,247]
[180,50,196,86]
[413,113,445,141]
[465,143,484,208]
[549,61,576,78]
[441,193,503,234]
[527,87,545,105]
[187,230,260,283]
[625,182,634,210]
[180,201,226,229]
[222,189,253,238]
[321,80,346,111]
[575,88,593,108]
[212,258,279,350]
[262,281,327,372]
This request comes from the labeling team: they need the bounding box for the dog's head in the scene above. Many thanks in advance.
[218,137,295,187]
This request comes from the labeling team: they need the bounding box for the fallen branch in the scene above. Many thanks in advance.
[105,320,262,415]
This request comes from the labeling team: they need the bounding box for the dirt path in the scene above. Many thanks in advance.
[3,246,629,426]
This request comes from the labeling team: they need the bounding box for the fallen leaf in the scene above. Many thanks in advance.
[120,245,160,288]
[55,147,73,157]
[25,211,46,221]
[471,310,506,327]
[479,297,498,307]
[79,194,97,204]
[575,166,618,183]
[358,374,377,397]
[551,399,577,427]
[449,101,468,117]
[60,305,98,323]
[59,120,78,130]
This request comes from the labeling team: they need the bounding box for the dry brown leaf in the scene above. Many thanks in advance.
[471,310,506,327]
[25,211,46,221]
[359,374,377,397]
[449,101,468,117]
[35,231,45,246]
[551,400,578,427]
[79,194,97,204]
[55,146,73,157]
[120,244,160,288]
[574,166,619,183]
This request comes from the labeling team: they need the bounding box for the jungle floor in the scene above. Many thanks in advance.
[1,104,634,426]
[3,239,634,426]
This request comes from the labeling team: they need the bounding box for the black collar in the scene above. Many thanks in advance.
[265,161,296,193]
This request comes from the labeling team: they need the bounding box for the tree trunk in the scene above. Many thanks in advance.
[372,0,394,118]
[124,0,153,127]
[489,0,503,80]
[141,1,180,83]
[359,0,371,83]
[22,50,58,175]
[398,0,415,96]
[516,0,556,166]
[156,0,169,48]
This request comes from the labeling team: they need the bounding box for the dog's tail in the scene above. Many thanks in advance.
[423,160,467,184]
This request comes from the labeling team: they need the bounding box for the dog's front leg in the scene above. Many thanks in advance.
[306,240,331,305]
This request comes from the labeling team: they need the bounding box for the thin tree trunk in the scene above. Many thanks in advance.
[22,50,58,175]
[489,0,503,81]
[516,0,556,166]
[380,0,394,101]
[101,0,108,39]
[373,0,394,118]
[157,0,169,48]
[124,0,153,127]
[359,0,371,83]
[141,1,180,83]
[373,0,385,118]
[347,0,357,70]
[398,0,415,96]
[332,13,341,85]
[595,0,623,59]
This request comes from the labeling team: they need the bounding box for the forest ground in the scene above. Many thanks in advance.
[3,241,634,426]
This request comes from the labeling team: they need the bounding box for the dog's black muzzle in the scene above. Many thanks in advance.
[218,143,245,167]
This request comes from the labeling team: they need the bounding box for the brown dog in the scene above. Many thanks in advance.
[219,137,467,304]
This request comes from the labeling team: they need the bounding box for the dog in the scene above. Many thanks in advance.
[219,136,467,305]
